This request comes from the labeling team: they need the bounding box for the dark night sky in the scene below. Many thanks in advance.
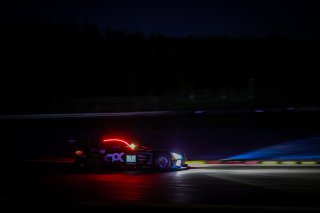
[2,0,320,40]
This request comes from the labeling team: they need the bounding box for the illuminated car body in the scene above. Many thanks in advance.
[73,138,188,170]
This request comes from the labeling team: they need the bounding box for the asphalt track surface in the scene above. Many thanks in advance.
[5,110,320,212]
[7,163,320,212]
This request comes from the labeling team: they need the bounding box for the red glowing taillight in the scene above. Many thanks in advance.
[102,138,135,150]
[75,150,84,156]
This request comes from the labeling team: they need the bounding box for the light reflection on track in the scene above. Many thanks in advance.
[13,163,320,208]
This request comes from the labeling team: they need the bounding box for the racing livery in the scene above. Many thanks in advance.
[72,138,188,170]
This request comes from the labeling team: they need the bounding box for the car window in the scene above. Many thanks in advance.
[101,141,128,152]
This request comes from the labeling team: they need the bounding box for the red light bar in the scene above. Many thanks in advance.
[102,138,134,150]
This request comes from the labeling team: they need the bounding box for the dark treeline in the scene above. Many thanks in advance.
[2,21,320,110]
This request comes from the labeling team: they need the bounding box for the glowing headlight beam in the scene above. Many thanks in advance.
[171,152,182,160]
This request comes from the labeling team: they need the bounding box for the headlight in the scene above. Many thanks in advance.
[171,152,182,160]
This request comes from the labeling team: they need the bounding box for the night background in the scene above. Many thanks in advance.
[1,0,320,113]
[4,1,320,212]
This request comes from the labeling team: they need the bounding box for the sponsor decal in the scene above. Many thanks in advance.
[105,153,124,162]
[126,155,137,163]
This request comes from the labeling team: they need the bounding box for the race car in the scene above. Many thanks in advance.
[72,138,188,170]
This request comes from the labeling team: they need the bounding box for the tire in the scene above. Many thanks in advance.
[155,153,171,170]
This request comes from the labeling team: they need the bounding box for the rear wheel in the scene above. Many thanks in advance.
[155,153,171,170]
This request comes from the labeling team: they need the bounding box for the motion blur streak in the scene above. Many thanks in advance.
[280,161,297,165]
[13,163,320,209]
[185,160,206,165]
[0,111,176,119]
[226,136,320,161]
[301,161,318,165]
[261,161,279,164]
[176,167,320,176]
[176,167,320,193]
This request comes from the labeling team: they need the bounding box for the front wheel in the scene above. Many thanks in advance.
[155,153,171,170]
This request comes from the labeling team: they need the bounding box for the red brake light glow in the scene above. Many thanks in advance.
[75,150,84,156]
[102,138,134,150]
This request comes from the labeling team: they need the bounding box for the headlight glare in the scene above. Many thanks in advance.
[171,152,182,160]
